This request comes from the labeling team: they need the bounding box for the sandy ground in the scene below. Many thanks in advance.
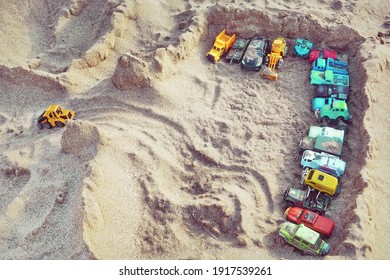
[0,0,389,260]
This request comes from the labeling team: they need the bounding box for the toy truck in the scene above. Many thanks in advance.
[284,186,332,216]
[206,29,236,63]
[301,168,341,196]
[312,97,336,112]
[309,49,348,64]
[260,37,288,80]
[299,126,345,157]
[312,58,348,75]
[37,104,75,129]
[278,221,331,256]
[315,84,349,100]
[293,38,313,59]
[225,38,250,64]
[300,150,346,177]
[310,69,350,86]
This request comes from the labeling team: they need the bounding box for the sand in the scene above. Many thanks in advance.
[0,0,389,260]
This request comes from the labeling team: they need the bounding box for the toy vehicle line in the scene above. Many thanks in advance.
[312,57,348,75]
[308,49,348,64]
[315,84,349,101]
[301,150,346,178]
[284,206,335,237]
[301,168,340,196]
[37,104,75,129]
[240,37,270,71]
[299,126,345,157]
[284,186,332,216]
[310,69,350,86]
[293,38,313,59]
[206,29,236,63]
[225,38,250,64]
[278,221,330,256]
[260,37,288,80]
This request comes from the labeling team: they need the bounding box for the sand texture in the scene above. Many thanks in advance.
[0,0,389,260]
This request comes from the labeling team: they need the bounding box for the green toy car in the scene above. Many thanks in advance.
[316,99,352,123]
[278,221,330,256]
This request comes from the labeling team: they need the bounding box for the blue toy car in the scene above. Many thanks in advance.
[293,38,313,59]
[312,97,336,112]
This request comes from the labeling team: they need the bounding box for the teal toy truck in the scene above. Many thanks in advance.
[293,38,313,59]
[310,69,349,86]
[278,221,331,256]
[312,58,348,75]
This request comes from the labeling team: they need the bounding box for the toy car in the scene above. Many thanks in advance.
[293,38,313,59]
[225,38,250,64]
[241,37,270,71]
[278,221,330,256]
[299,125,345,157]
[317,99,352,123]
[315,84,349,100]
[300,150,346,178]
[37,104,75,129]
[284,186,332,215]
[301,168,340,196]
[284,207,335,237]
[310,70,350,86]
[308,49,348,64]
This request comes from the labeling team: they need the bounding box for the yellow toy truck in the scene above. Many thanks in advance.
[206,29,236,63]
[37,104,75,129]
[260,37,288,80]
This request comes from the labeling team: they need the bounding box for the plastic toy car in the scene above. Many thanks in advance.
[310,70,350,86]
[301,168,340,196]
[317,99,352,123]
[299,125,345,157]
[300,150,346,177]
[37,104,75,129]
[241,37,270,71]
[284,207,335,237]
[316,84,349,100]
[293,38,313,59]
[278,221,330,256]
[225,38,250,63]
[206,29,236,63]
[284,186,332,215]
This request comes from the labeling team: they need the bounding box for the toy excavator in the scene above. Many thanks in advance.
[260,37,288,81]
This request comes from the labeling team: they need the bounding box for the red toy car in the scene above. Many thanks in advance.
[308,50,337,64]
[284,206,335,237]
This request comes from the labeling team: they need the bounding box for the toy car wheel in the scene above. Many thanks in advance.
[37,122,43,130]
[323,116,330,124]
[335,185,342,196]
[300,168,309,184]
[275,234,287,246]
[55,121,65,128]
[277,58,284,69]
[303,249,316,256]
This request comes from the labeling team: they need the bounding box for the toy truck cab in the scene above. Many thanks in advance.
[37,104,75,129]
[278,221,330,256]
[293,38,313,59]
[206,29,236,63]
[310,69,350,86]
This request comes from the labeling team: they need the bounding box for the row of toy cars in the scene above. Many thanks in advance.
[206,30,288,80]
[277,39,352,256]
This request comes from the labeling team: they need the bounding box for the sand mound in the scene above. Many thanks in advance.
[61,120,103,161]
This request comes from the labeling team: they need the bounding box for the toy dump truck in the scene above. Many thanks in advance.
[310,69,350,86]
[312,58,348,75]
[278,221,331,255]
[37,104,75,129]
[225,38,250,64]
[299,126,345,157]
[260,37,288,80]
[206,29,236,63]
